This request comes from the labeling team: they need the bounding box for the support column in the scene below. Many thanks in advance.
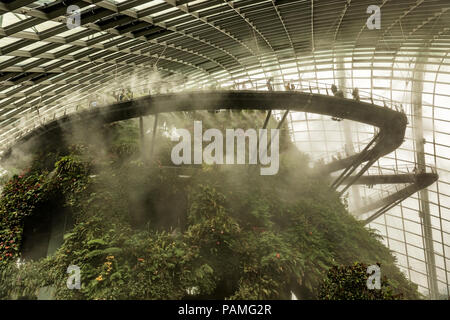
[412,55,438,299]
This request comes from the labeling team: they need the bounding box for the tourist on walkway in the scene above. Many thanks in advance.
[352,88,360,101]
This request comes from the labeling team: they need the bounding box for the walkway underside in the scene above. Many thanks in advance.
[342,173,437,185]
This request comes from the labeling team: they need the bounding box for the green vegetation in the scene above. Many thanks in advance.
[319,262,410,300]
[0,111,419,300]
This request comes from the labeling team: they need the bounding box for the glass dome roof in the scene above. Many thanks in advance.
[0,0,449,298]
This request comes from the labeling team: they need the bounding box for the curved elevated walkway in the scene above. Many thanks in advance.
[1,90,408,172]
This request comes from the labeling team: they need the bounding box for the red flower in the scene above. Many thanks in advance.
[216,241,220,245]
[276,253,280,259]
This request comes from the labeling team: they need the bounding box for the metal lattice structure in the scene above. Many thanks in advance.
[0,0,449,299]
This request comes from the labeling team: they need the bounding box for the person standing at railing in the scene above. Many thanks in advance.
[284,82,291,91]
[331,84,337,94]
[330,84,345,121]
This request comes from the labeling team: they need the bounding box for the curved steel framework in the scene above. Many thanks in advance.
[0,0,449,298]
